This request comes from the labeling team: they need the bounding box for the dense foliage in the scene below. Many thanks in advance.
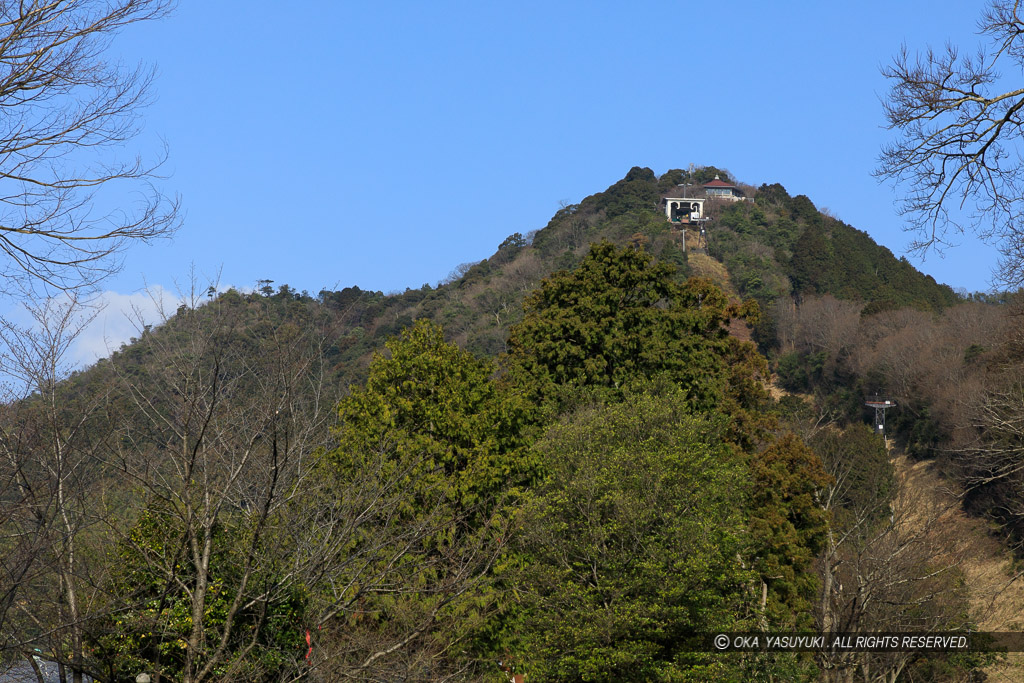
[491,243,827,681]
[505,393,757,681]
[0,165,1005,682]
[332,319,535,511]
[505,241,768,442]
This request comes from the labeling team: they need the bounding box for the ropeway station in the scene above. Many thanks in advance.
[664,197,706,224]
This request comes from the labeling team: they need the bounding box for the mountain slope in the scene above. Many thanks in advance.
[309,167,959,383]
[86,166,958,395]
[7,165,1013,681]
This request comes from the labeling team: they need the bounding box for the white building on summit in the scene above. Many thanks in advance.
[702,175,745,201]
[662,174,749,223]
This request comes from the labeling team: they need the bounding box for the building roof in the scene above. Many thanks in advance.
[702,175,736,189]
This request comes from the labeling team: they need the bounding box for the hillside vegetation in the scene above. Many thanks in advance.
[166,166,959,392]
[0,166,1015,682]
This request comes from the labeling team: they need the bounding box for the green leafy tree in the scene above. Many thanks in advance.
[756,183,791,206]
[692,166,733,184]
[587,167,660,219]
[320,320,536,677]
[746,433,832,629]
[504,391,765,682]
[497,243,826,679]
[657,168,688,193]
[789,220,833,296]
[504,241,769,441]
[333,319,535,510]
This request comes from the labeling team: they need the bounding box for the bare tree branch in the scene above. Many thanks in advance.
[877,0,1024,287]
[0,0,179,294]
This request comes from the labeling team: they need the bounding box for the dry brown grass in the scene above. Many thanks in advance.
[893,455,1024,680]
[679,228,738,297]
[686,251,735,292]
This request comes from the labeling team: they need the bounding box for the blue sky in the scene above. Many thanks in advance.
[24,1,1010,362]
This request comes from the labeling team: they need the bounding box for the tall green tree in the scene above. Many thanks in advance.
[747,433,831,629]
[789,220,833,296]
[333,319,535,510]
[496,243,827,680]
[504,241,768,442]
[504,391,760,682]
[319,320,535,678]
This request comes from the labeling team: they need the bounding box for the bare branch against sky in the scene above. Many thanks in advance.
[877,0,1024,288]
[0,0,179,295]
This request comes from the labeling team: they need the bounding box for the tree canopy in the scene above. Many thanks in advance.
[333,319,535,510]
[504,392,760,682]
[505,241,769,440]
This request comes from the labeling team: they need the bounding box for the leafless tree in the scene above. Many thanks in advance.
[0,0,179,294]
[812,428,973,683]
[439,262,480,287]
[94,284,505,682]
[877,0,1024,287]
[950,377,1024,554]
[504,250,543,296]
[793,296,863,359]
[0,294,111,683]
[96,282,338,682]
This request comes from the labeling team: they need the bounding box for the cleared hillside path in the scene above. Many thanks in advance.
[893,453,1024,680]
[682,226,736,295]
[699,234,1024,678]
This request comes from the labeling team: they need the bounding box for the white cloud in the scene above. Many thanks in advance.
[0,280,238,379]
[69,286,182,368]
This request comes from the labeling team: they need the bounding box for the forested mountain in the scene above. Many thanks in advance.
[147,166,958,392]
[0,167,1017,682]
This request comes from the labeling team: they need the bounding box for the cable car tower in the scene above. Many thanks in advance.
[865,396,896,436]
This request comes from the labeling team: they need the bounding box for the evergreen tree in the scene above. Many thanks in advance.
[332,319,535,510]
[789,221,833,296]
[505,392,761,682]
[504,241,769,442]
